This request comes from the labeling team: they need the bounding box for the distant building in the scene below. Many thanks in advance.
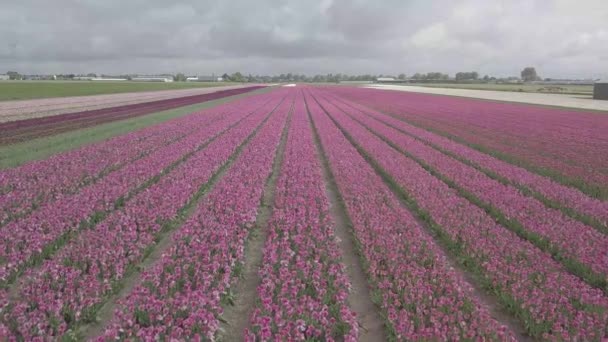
[376,77,396,82]
[91,78,128,81]
[131,76,173,82]
[594,80,608,100]
[186,75,221,82]
[0,74,9,81]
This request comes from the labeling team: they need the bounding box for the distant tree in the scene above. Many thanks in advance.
[221,73,230,81]
[397,73,406,80]
[455,71,479,81]
[174,73,187,82]
[521,67,539,82]
[6,71,22,80]
[86,73,97,78]
[231,72,244,82]
[483,75,490,81]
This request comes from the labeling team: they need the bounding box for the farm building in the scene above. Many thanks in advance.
[132,76,173,82]
[91,78,128,81]
[0,74,9,81]
[594,80,608,100]
[187,76,222,82]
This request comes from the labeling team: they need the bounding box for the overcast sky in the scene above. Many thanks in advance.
[1,0,607,78]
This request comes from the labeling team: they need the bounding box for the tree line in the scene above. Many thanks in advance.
[5,67,542,83]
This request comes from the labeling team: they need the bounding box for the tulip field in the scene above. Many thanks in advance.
[1,85,607,341]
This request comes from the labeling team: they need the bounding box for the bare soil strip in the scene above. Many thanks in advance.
[77,96,287,340]
[312,93,531,340]
[307,94,388,341]
[218,99,294,341]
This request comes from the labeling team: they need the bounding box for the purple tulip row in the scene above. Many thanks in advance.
[305,91,516,340]
[0,91,287,339]
[99,95,291,341]
[0,96,274,285]
[326,86,608,196]
[322,96,608,280]
[0,94,244,226]
[313,90,608,340]
[328,95,608,230]
[247,97,358,341]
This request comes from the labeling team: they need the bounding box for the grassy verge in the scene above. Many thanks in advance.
[0,87,273,169]
[0,81,247,101]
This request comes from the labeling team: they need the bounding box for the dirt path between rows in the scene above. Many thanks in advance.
[317,93,532,341]
[307,94,388,342]
[78,97,286,340]
[218,100,294,341]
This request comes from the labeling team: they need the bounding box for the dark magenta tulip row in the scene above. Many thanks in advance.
[0,96,274,284]
[313,90,608,340]
[247,97,358,341]
[306,92,515,341]
[99,95,291,341]
[329,95,608,230]
[0,95,247,226]
[322,96,608,279]
[326,86,608,195]
[0,91,287,339]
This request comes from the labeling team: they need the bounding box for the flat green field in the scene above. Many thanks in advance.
[410,83,593,95]
[0,81,243,101]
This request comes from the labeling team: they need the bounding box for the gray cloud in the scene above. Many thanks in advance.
[1,0,607,78]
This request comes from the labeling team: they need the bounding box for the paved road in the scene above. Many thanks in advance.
[365,84,608,112]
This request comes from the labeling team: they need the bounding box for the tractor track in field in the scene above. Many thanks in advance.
[79,95,288,340]
[306,92,388,342]
[311,92,532,341]
[218,98,294,341]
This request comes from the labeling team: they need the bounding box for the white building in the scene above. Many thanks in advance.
[91,78,128,81]
[0,74,9,81]
[132,76,173,82]
[376,77,396,82]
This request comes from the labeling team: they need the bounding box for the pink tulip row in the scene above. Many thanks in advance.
[326,86,608,197]
[313,90,608,340]
[327,94,608,230]
[0,100,233,227]
[0,92,286,339]
[0,96,275,286]
[99,95,291,341]
[247,97,358,341]
[323,96,608,281]
[305,91,516,341]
